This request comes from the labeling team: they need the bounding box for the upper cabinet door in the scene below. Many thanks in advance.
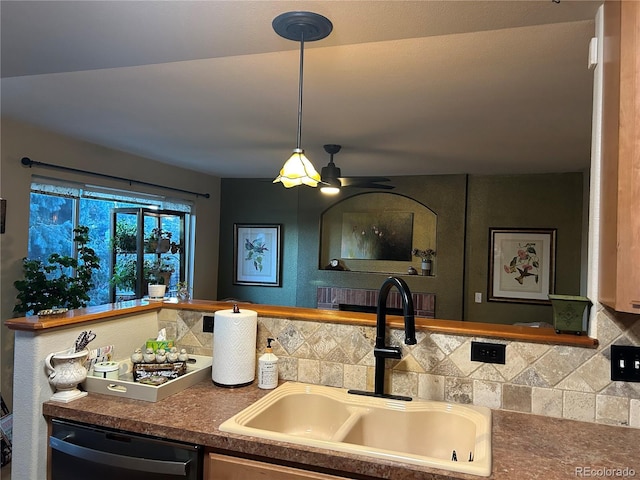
[599,1,640,314]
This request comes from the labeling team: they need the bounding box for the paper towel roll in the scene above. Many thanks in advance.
[212,309,257,387]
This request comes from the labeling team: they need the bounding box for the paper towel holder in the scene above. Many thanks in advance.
[212,307,258,388]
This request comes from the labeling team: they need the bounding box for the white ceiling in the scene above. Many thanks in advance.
[1,1,601,179]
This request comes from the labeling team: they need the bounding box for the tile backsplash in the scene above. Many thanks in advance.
[158,306,640,428]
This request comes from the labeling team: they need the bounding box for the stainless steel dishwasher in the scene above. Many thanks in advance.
[50,419,203,480]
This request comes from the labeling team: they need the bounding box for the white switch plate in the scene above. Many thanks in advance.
[474,292,482,303]
[588,36,598,70]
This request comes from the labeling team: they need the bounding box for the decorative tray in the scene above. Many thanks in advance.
[37,308,68,316]
[82,354,212,402]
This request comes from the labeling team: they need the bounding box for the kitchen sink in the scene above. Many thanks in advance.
[242,392,354,441]
[219,382,492,477]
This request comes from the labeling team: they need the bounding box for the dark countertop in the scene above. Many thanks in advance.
[43,380,640,480]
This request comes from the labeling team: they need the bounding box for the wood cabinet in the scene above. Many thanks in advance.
[599,1,640,314]
[205,452,350,480]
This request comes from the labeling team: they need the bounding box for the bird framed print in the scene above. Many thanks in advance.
[233,224,282,286]
[488,228,556,304]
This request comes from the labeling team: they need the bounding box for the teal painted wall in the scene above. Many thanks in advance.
[218,172,584,324]
[218,179,299,307]
[464,173,585,325]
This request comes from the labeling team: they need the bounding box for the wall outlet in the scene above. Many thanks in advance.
[471,341,506,364]
[474,292,482,303]
[611,345,640,382]
[203,316,214,333]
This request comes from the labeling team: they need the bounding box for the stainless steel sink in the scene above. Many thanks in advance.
[219,382,492,477]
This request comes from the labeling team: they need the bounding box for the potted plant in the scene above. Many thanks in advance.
[112,220,137,253]
[13,226,101,315]
[146,258,174,286]
[145,258,174,300]
[145,228,172,253]
[411,248,436,276]
[176,281,190,302]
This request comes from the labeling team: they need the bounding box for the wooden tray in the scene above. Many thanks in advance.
[83,354,212,402]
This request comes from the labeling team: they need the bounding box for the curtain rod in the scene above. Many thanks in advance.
[20,157,210,199]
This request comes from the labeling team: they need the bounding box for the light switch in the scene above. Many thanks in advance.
[611,345,640,382]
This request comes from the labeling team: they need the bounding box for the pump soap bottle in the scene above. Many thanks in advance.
[258,338,278,389]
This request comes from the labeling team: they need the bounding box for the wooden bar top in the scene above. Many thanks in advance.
[5,299,598,348]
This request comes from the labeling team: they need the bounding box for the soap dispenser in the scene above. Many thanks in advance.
[258,338,278,389]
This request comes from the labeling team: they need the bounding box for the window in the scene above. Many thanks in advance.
[28,177,193,307]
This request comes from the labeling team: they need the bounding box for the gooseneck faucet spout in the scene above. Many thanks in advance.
[349,276,416,401]
[377,276,417,348]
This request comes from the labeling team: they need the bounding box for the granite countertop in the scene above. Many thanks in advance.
[43,380,640,480]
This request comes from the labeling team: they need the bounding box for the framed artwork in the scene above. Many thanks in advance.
[0,198,5,234]
[340,212,414,260]
[488,228,556,304]
[233,224,281,286]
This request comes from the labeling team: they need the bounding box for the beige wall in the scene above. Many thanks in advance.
[0,118,221,409]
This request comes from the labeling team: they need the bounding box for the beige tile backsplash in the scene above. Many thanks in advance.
[159,306,640,428]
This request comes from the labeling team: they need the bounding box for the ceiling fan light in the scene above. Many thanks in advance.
[320,185,340,195]
[320,169,341,194]
[273,148,321,188]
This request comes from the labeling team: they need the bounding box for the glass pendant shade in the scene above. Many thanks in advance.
[272,11,332,189]
[273,148,321,188]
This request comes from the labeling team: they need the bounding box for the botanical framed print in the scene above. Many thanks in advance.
[488,228,556,304]
[233,224,281,286]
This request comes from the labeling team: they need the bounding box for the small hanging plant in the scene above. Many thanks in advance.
[112,220,137,252]
[13,226,101,315]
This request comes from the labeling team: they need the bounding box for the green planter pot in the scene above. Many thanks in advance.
[548,294,592,335]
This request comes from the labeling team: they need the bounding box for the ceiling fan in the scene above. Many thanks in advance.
[319,144,394,194]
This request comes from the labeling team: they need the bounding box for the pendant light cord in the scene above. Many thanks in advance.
[296,33,305,150]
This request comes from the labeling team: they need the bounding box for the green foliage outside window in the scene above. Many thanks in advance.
[13,226,101,315]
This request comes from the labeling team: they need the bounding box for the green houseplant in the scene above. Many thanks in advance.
[145,228,182,254]
[145,228,172,253]
[14,225,101,315]
[146,258,174,286]
[110,257,138,292]
[112,220,137,252]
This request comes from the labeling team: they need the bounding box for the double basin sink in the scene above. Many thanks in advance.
[219,382,492,477]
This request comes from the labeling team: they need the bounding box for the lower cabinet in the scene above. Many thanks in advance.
[205,452,350,480]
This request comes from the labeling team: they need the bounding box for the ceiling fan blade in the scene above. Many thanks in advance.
[338,178,394,189]
[350,183,395,190]
[320,144,395,191]
[338,177,391,186]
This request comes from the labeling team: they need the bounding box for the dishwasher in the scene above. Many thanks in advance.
[49,419,203,480]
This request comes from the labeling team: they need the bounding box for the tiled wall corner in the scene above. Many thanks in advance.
[169,307,640,428]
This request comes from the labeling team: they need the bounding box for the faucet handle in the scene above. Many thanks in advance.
[374,345,402,359]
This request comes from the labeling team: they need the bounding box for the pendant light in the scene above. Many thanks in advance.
[272,11,333,188]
